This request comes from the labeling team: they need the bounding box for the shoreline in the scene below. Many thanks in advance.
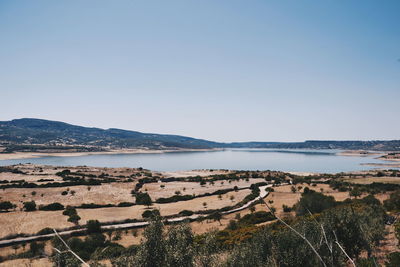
[0,148,224,161]
[361,162,400,168]
[336,150,383,157]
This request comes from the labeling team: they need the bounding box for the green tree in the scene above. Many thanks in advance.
[86,220,101,235]
[195,232,219,267]
[209,212,222,225]
[249,206,256,213]
[23,201,36,211]
[295,189,336,216]
[63,206,77,216]
[142,209,160,219]
[68,214,81,225]
[136,192,152,206]
[29,241,44,256]
[384,190,400,211]
[165,224,194,267]
[134,216,166,267]
[386,252,400,267]
[350,187,362,199]
[0,201,16,211]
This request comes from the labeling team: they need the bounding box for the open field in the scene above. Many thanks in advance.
[0,182,136,209]
[0,188,251,238]
[161,169,231,178]
[0,258,52,267]
[257,183,351,216]
[0,164,399,266]
[343,176,400,184]
[142,178,264,199]
[338,150,383,157]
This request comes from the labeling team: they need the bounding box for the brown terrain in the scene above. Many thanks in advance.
[0,164,399,266]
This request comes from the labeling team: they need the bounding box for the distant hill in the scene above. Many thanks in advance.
[0,118,399,152]
[0,118,222,152]
[230,140,400,151]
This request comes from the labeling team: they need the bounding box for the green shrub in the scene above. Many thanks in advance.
[63,206,77,216]
[238,211,274,226]
[0,201,16,211]
[86,220,101,235]
[68,214,81,225]
[156,194,194,203]
[23,201,36,211]
[142,209,160,219]
[118,202,135,207]
[37,227,53,235]
[282,204,292,212]
[78,203,114,209]
[294,189,336,216]
[29,242,44,256]
[135,192,152,206]
[386,252,400,267]
[39,202,64,211]
[92,243,126,260]
[179,210,194,216]
[384,190,400,211]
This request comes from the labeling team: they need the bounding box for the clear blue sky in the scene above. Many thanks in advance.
[0,0,399,142]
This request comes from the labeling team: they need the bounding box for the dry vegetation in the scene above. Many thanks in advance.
[0,164,399,266]
[141,178,264,199]
[343,176,400,184]
[1,182,136,209]
[0,165,266,239]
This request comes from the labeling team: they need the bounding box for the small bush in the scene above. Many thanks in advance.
[282,204,292,212]
[142,209,160,219]
[63,206,77,216]
[386,252,400,267]
[23,201,36,212]
[156,194,194,203]
[0,201,16,211]
[238,211,274,226]
[39,202,64,211]
[135,192,152,206]
[86,220,101,234]
[68,214,81,225]
[179,210,194,216]
[117,202,135,207]
[37,227,53,235]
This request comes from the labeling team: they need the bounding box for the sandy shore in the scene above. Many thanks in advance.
[0,148,223,160]
[287,171,318,176]
[377,153,400,162]
[337,150,383,157]
[361,162,400,168]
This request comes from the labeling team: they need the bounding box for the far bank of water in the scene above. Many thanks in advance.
[0,149,392,173]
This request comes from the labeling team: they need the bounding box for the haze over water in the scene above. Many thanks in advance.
[0,149,390,173]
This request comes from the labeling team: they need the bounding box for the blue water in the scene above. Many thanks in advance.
[0,149,390,173]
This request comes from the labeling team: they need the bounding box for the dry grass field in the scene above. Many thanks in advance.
[257,184,352,217]
[0,172,63,183]
[0,257,52,267]
[142,178,264,199]
[0,164,398,266]
[0,189,251,238]
[161,169,231,178]
[0,164,261,239]
[0,182,136,209]
[342,176,400,184]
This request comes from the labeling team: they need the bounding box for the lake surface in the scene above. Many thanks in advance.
[0,149,391,173]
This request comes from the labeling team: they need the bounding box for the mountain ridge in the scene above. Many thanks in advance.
[0,118,399,152]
